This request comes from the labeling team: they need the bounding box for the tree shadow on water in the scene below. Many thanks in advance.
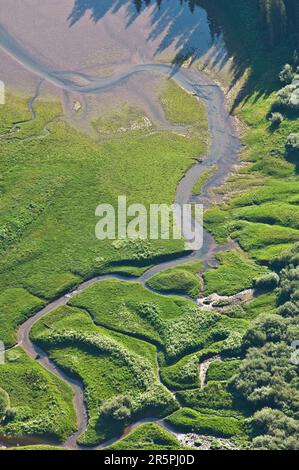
[68,0,129,26]
[68,0,226,71]
[68,0,298,106]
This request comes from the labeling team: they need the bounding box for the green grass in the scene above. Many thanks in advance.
[0,90,208,348]
[0,348,76,442]
[234,202,299,230]
[159,323,248,391]
[0,94,61,139]
[193,166,217,196]
[160,345,222,391]
[107,423,181,450]
[240,91,299,166]
[231,222,299,254]
[195,53,299,447]
[204,89,299,266]
[0,122,195,289]
[0,94,31,134]
[230,180,299,208]
[69,279,249,363]
[146,261,203,298]
[31,305,177,446]
[206,360,241,382]
[176,382,243,417]
[242,292,277,318]
[92,103,152,137]
[203,250,269,296]
[0,288,45,347]
[2,33,298,449]
[161,79,208,128]
[166,408,245,438]
[16,99,62,138]
[203,206,231,244]
[160,354,201,390]
[70,279,191,347]
[0,87,211,446]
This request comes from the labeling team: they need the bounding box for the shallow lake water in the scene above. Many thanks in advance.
[0,0,227,87]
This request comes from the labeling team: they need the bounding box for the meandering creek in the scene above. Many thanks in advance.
[0,26,242,450]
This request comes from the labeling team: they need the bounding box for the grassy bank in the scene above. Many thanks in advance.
[146,261,203,298]
[30,305,177,446]
[107,423,182,451]
[69,279,249,363]
[0,348,76,442]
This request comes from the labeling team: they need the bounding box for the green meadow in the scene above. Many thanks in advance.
[1,76,294,450]
[69,279,249,363]
[166,408,245,438]
[0,80,208,445]
[203,250,269,296]
[0,348,76,442]
[2,7,299,448]
[146,261,203,298]
[28,277,250,445]
[107,423,182,451]
[0,288,45,347]
[0,82,208,352]
[30,305,177,446]
[160,79,209,143]
[204,90,299,266]
[193,166,217,196]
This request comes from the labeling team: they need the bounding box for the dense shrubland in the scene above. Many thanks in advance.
[229,245,299,449]
[177,382,241,416]
[276,243,299,316]
[160,345,223,390]
[0,388,10,422]
[167,246,299,449]
[207,360,241,382]
[247,408,299,450]
[286,133,299,159]
[253,272,280,292]
[273,60,299,114]
[29,284,252,445]
[123,0,299,450]
[204,84,299,264]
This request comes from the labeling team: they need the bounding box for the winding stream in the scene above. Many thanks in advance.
[0,29,242,449]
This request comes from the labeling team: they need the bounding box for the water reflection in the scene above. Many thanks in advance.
[68,0,131,26]
[1,0,292,105]
[68,0,226,68]
[68,0,295,105]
